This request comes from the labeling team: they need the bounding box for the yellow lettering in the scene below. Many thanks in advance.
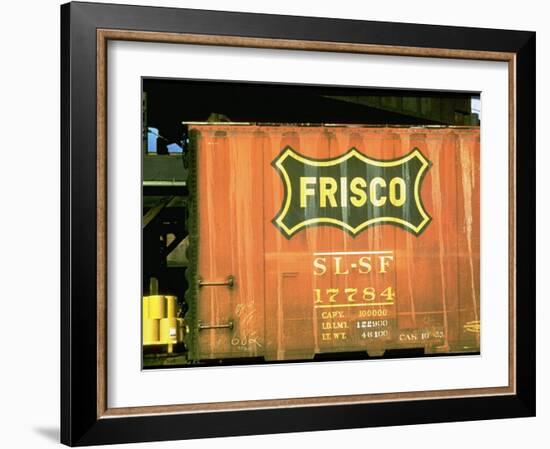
[314,288,322,304]
[334,257,349,275]
[299,176,408,209]
[350,177,367,207]
[370,177,387,207]
[358,256,372,274]
[340,177,348,207]
[327,288,339,303]
[378,255,394,273]
[300,177,316,208]
[345,288,357,302]
[319,177,337,207]
[313,257,327,276]
[389,177,406,206]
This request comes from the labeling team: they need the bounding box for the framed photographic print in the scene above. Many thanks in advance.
[60,1,536,446]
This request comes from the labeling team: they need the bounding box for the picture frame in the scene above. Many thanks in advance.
[60,1,535,446]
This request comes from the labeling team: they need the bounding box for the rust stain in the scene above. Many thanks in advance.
[459,135,479,323]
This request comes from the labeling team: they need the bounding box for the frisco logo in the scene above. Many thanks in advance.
[272,146,432,238]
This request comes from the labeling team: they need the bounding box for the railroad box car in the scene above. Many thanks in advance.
[184,125,480,362]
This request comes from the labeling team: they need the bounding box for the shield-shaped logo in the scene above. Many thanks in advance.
[272,146,432,238]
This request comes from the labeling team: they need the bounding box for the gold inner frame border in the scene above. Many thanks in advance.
[96,28,516,419]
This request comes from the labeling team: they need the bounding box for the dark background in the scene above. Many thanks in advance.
[143,78,480,149]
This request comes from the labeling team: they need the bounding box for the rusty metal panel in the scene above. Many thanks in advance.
[188,125,480,362]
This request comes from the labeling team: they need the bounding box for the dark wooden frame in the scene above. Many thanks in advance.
[61,1,536,446]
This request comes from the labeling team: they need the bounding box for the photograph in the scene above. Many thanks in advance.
[141,79,482,368]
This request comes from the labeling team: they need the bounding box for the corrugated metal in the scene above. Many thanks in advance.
[189,125,480,361]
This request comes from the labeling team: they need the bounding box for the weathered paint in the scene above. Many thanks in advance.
[188,125,480,361]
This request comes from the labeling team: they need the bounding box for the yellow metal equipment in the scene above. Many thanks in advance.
[142,295,186,353]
